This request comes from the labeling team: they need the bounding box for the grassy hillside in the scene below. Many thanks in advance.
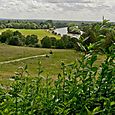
[0,44,104,85]
[0,44,79,85]
[0,28,61,40]
[0,44,50,62]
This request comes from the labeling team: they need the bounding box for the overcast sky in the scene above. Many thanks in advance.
[0,0,115,21]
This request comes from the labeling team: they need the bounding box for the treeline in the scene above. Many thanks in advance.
[0,30,77,49]
[0,20,54,29]
[0,30,39,47]
[67,23,81,34]
[41,35,77,49]
[0,18,114,52]
[0,20,67,29]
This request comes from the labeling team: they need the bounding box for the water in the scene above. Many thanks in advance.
[54,27,82,39]
[54,27,68,36]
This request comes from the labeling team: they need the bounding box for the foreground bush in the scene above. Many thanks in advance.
[0,45,115,115]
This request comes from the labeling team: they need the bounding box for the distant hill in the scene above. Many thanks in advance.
[0,18,114,27]
[0,18,99,24]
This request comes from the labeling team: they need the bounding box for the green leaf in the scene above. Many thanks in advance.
[85,106,92,115]
[93,107,100,113]
[92,67,98,72]
[110,101,115,106]
[0,111,4,115]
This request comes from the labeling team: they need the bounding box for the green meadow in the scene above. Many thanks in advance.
[0,28,61,40]
[0,44,105,85]
[0,44,80,85]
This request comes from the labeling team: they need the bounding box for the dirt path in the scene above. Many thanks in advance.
[0,54,48,65]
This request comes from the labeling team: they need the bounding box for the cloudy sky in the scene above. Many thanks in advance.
[0,0,115,21]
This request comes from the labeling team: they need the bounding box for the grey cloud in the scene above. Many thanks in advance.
[56,3,86,11]
[0,0,115,21]
[35,0,93,3]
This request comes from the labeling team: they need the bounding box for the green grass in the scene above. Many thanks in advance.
[0,44,50,62]
[0,28,61,40]
[0,44,105,85]
[0,46,114,114]
[0,44,79,85]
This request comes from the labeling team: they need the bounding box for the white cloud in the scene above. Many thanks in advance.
[0,0,115,21]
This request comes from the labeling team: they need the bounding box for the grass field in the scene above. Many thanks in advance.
[0,44,80,85]
[0,28,61,40]
[0,44,105,85]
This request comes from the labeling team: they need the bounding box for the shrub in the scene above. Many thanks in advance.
[25,35,38,46]
[1,43,115,114]
[0,45,114,114]
[41,36,52,48]
[50,37,57,46]
[80,19,115,52]
[6,31,25,46]
[61,35,74,49]
[0,30,13,43]
[56,39,65,49]
[6,36,21,46]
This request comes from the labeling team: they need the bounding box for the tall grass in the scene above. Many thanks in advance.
[0,45,115,115]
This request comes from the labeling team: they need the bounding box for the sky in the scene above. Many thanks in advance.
[0,0,115,21]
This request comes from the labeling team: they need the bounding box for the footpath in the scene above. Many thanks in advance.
[0,54,48,65]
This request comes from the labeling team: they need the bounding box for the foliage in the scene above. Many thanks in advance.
[0,44,114,114]
[68,23,77,27]
[61,35,75,49]
[6,36,23,46]
[0,30,39,47]
[56,39,65,49]
[0,30,13,43]
[68,26,81,34]
[50,37,57,47]
[79,19,115,52]
[0,19,115,51]
[39,20,53,29]
[6,31,25,46]
[67,23,81,34]
[0,20,54,29]
[25,35,38,46]
[41,36,52,48]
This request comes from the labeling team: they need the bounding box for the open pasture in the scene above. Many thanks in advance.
[0,28,61,40]
[0,44,80,85]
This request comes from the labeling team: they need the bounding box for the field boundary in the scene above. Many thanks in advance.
[0,54,48,65]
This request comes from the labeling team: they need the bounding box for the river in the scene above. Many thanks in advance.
[54,27,82,39]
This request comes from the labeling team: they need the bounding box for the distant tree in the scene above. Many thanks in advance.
[42,24,48,29]
[0,30,13,43]
[61,35,74,48]
[41,36,52,48]
[68,26,81,34]
[50,37,57,46]
[13,31,22,37]
[6,36,20,46]
[0,24,6,29]
[56,39,65,49]
[68,23,76,27]
[45,20,53,28]
[54,22,67,28]
[13,31,25,46]
[25,35,38,46]
[6,31,25,46]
